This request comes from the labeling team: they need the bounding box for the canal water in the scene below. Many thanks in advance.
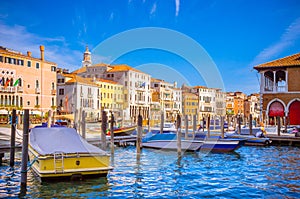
[1,146,300,198]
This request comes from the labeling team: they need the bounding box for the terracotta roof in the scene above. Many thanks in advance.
[254,52,300,70]
[108,64,145,74]
[193,85,207,89]
[97,78,120,85]
[72,66,87,74]
[66,75,98,86]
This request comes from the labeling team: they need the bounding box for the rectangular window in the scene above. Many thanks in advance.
[59,88,64,95]
[51,66,56,72]
[27,61,31,67]
[0,56,3,62]
[36,62,40,69]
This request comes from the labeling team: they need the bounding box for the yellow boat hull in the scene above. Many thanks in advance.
[29,146,112,180]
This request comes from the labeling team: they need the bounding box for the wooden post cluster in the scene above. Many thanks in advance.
[10,109,16,167]
[20,109,30,195]
[137,114,143,154]
[101,111,107,150]
[110,112,115,154]
[176,114,181,155]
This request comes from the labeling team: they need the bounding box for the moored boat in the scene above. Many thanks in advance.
[29,127,113,181]
[194,133,243,152]
[225,131,272,146]
[142,133,203,151]
[107,125,136,136]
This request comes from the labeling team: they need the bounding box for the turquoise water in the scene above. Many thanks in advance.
[1,146,300,198]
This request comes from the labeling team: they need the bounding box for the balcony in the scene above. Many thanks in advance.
[264,85,287,93]
[0,86,16,93]
[35,88,41,94]
[51,89,56,95]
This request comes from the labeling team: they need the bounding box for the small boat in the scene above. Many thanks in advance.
[107,125,136,136]
[225,131,272,146]
[29,127,113,181]
[195,133,243,152]
[150,122,177,134]
[142,132,203,151]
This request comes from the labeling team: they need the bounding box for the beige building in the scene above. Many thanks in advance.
[0,45,57,122]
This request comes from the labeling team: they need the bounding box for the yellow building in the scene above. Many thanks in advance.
[182,92,198,117]
[96,78,124,120]
[0,45,57,123]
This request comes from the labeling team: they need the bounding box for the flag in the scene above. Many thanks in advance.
[4,79,10,88]
[13,78,19,87]
[0,78,2,85]
[141,82,146,87]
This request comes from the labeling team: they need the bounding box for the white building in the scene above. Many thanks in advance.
[56,71,101,121]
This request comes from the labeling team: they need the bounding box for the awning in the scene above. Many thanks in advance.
[54,114,74,121]
[269,101,284,117]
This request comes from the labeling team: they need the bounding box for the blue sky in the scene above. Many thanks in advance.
[1,0,300,94]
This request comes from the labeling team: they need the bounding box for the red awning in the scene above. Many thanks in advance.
[269,101,284,117]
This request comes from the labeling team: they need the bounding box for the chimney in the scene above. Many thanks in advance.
[40,45,45,61]
[27,51,32,57]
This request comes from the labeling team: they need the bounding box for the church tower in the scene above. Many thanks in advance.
[82,46,92,67]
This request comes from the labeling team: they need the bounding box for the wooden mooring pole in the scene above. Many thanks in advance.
[47,110,52,128]
[238,115,241,135]
[249,114,253,135]
[221,115,225,139]
[20,109,30,195]
[101,111,107,150]
[160,112,164,134]
[185,115,188,139]
[207,115,211,138]
[192,114,196,139]
[277,116,281,136]
[137,114,143,154]
[110,112,115,154]
[176,114,181,156]
[10,109,16,167]
[81,110,86,139]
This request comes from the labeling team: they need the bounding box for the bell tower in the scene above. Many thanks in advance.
[82,46,92,67]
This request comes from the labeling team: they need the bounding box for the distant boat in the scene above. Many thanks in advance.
[142,132,203,151]
[29,127,113,181]
[150,122,177,134]
[107,125,136,136]
[225,132,272,146]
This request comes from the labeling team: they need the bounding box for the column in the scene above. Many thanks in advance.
[260,72,265,93]
[285,70,288,92]
[273,71,276,92]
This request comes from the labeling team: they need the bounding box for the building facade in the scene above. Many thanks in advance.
[254,53,300,125]
[0,45,57,122]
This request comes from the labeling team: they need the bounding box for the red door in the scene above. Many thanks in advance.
[289,101,300,125]
[269,101,284,117]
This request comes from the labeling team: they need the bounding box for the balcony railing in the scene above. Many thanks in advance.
[264,85,287,93]
[0,86,16,93]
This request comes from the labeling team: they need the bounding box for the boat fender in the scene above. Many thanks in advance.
[265,140,270,145]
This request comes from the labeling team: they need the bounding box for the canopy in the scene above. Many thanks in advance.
[29,127,107,155]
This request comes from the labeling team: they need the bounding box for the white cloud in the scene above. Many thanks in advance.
[250,17,300,67]
[0,21,82,71]
[150,2,157,16]
[175,0,180,17]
